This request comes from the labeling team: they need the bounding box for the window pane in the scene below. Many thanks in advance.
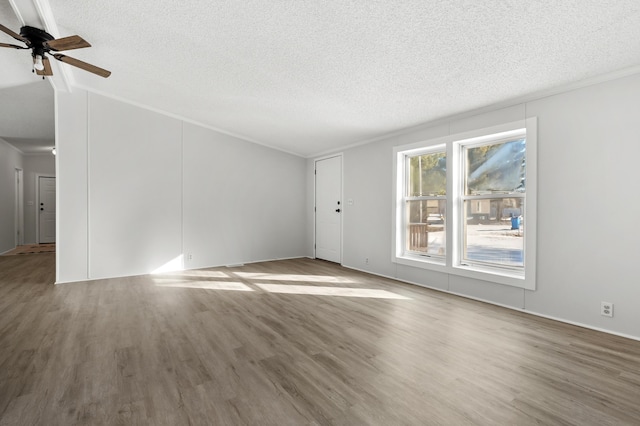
[406,200,446,255]
[463,198,524,267]
[408,152,446,196]
[465,138,525,195]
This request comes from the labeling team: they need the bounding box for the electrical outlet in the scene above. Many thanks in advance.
[365,257,369,264]
[601,301,613,317]
[187,253,193,261]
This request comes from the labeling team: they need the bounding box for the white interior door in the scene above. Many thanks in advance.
[315,156,342,263]
[38,177,56,244]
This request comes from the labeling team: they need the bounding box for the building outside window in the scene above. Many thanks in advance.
[459,135,526,270]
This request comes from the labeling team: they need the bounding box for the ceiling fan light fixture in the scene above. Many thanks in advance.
[33,54,45,71]
[1,23,111,78]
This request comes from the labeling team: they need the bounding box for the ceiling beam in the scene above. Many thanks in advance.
[9,0,71,92]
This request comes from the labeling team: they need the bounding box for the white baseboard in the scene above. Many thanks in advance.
[0,247,16,256]
[341,263,640,343]
[55,256,310,284]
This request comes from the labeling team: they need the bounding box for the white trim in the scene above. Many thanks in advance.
[452,123,529,286]
[86,90,91,279]
[180,122,185,271]
[7,0,25,25]
[54,255,307,285]
[54,91,60,283]
[0,137,25,155]
[394,255,448,273]
[524,117,537,289]
[392,136,450,267]
[8,0,69,92]
[396,143,447,262]
[32,0,72,92]
[20,152,56,157]
[518,311,640,343]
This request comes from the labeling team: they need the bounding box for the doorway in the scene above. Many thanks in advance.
[38,176,56,244]
[14,169,24,246]
[315,155,342,263]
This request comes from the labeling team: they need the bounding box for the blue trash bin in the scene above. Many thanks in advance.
[511,216,521,230]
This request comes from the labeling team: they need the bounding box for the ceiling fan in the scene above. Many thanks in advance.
[0,23,111,78]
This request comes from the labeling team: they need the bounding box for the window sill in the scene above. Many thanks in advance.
[453,263,530,289]
[394,255,534,290]
[395,254,448,273]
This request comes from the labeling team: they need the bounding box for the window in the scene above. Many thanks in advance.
[404,147,446,261]
[459,134,525,270]
[393,119,537,290]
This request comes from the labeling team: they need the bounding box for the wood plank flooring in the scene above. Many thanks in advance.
[1,254,639,425]
[1,244,56,256]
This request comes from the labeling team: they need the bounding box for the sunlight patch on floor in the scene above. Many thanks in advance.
[255,283,410,299]
[234,272,355,283]
[170,270,230,278]
[153,279,253,291]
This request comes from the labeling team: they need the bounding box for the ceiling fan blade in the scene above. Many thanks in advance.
[45,35,91,51]
[0,42,27,49]
[0,23,27,43]
[35,56,54,76]
[52,53,111,78]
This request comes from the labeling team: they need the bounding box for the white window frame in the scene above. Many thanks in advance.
[393,118,537,290]
[401,144,447,264]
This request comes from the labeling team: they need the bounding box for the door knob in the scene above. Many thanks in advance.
[335,208,341,213]
[40,208,44,211]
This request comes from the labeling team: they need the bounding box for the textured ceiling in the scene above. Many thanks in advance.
[4,1,640,157]
[0,82,55,153]
[0,0,35,89]
[0,0,54,154]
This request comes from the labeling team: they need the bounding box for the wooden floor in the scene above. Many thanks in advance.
[1,255,639,425]
[1,243,56,256]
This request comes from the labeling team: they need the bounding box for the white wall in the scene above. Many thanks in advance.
[55,72,639,337]
[183,123,306,269]
[314,72,640,340]
[56,90,308,282]
[524,74,640,338]
[56,89,89,282]
[0,138,23,253]
[88,95,183,279]
[22,154,56,244]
